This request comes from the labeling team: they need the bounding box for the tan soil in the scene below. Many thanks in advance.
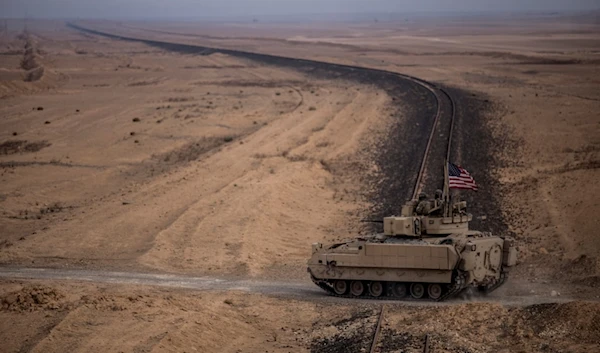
[1,14,599,352]
[0,25,388,277]
[1,281,598,353]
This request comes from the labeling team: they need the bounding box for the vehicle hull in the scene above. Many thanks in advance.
[307,232,516,301]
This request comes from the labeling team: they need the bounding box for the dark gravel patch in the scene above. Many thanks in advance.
[446,87,516,234]
[311,331,371,353]
[419,89,454,198]
[310,309,377,353]
[378,329,421,352]
[0,140,51,155]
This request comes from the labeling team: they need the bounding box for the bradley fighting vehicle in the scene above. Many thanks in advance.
[307,177,517,301]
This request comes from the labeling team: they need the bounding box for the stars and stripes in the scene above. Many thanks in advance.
[448,163,478,191]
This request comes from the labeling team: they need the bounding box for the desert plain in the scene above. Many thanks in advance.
[0,13,599,353]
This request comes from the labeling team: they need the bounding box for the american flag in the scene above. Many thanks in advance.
[448,163,478,191]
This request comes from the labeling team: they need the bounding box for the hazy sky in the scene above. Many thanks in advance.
[1,0,599,19]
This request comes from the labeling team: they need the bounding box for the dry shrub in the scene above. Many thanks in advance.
[156,137,233,165]
[166,97,192,102]
[24,66,44,82]
[1,285,65,312]
[23,45,36,57]
[0,140,51,155]
[16,32,28,41]
[20,53,40,71]
[128,80,159,87]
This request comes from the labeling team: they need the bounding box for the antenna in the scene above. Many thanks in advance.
[24,9,30,33]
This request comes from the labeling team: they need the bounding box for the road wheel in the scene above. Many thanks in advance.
[392,283,407,298]
[410,283,425,299]
[333,280,348,295]
[369,281,384,297]
[350,281,364,297]
[427,284,442,300]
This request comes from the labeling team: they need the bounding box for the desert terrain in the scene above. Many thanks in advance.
[1,13,599,352]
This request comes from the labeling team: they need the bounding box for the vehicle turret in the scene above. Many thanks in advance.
[383,198,471,237]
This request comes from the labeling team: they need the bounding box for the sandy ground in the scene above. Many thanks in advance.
[0,26,388,279]
[1,281,598,353]
[1,14,599,353]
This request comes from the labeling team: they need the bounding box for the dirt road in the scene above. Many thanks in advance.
[1,267,595,307]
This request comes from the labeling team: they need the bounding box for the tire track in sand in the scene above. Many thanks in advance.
[0,267,592,306]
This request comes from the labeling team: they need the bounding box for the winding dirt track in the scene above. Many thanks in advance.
[1,23,577,308]
[66,21,452,218]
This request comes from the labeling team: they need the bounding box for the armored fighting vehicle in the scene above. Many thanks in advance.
[307,193,517,301]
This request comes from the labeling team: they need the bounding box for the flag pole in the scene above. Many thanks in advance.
[443,160,450,218]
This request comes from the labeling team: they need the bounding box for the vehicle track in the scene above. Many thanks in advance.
[0,267,586,306]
